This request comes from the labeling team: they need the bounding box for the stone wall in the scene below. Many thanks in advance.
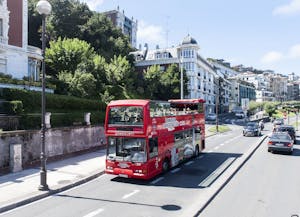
[0,125,106,172]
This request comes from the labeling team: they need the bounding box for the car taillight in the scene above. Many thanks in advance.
[268,141,273,145]
[286,143,292,147]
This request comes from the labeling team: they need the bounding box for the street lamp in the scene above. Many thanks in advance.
[215,75,220,133]
[180,56,184,99]
[36,0,52,191]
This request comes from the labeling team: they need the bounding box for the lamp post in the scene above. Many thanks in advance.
[180,56,183,99]
[215,75,220,133]
[36,0,51,191]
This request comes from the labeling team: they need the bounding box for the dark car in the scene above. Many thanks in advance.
[268,131,294,154]
[275,125,296,143]
[243,122,261,136]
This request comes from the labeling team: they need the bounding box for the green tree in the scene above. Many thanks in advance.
[45,37,96,77]
[105,55,133,86]
[160,64,188,100]
[143,65,162,99]
[143,64,188,100]
[80,13,133,60]
[47,0,92,40]
[58,71,96,98]
[264,102,277,117]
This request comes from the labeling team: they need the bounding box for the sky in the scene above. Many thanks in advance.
[80,0,300,76]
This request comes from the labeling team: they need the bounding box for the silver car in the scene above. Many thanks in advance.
[268,132,294,154]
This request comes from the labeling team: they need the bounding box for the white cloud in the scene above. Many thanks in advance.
[273,0,300,16]
[80,0,104,11]
[261,51,283,63]
[288,44,300,58]
[137,20,165,48]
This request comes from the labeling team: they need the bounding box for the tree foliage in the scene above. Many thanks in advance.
[143,64,189,100]
[47,0,93,40]
[80,13,133,60]
[45,37,96,77]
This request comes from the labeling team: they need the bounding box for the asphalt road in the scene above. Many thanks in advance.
[201,123,300,217]
[1,123,268,217]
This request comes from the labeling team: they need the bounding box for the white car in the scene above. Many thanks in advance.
[235,111,245,119]
[205,113,217,121]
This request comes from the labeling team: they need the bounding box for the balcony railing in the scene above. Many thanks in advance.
[27,45,42,56]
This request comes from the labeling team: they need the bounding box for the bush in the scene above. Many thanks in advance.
[1,88,106,112]
[2,101,23,115]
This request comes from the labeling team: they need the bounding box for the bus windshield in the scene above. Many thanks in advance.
[108,106,143,126]
[107,137,146,163]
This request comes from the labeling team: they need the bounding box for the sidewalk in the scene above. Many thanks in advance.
[0,149,106,213]
[0,128,218,214]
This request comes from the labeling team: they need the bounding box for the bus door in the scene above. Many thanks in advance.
[147,137,159,178]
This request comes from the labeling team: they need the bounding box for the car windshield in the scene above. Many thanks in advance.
[246,122,257,128]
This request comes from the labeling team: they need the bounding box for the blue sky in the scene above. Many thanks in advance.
[81,0,300,76]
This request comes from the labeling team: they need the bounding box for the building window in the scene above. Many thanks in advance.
[0,19,3,37]
[28,59,41,81]
[155,53,161,59]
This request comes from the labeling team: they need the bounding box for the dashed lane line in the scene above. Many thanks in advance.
[82,208,104,217]
[122,190,140,199]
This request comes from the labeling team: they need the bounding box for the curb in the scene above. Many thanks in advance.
[0,170,105,214]
[192,134,268,217]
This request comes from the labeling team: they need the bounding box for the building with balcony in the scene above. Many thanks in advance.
[130,35,218,114]
[0,0,42,81]
[103,7,137,48]
[208,58,238,113]
[228,77,256,110]
[287,82,300,101]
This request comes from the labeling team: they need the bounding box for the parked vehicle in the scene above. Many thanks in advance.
[275,125,296,143]
[235,111,245,119]
[243,122,261,136]
[268,131,294,154]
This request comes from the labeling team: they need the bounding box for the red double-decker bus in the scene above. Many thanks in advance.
[104,99,206,179]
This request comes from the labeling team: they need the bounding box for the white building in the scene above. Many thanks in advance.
[0,0,42,80]
[208,59,238,113]
[131,35,218,114]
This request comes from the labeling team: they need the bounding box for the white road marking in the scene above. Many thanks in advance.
[150,177,164,184]
[184,161,194,166]
[171,168,181,173]
[122,190,140,199]
[82,208,104,217]
[220,143,225,146]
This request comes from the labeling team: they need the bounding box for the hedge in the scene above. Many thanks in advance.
[1,100,23,115]
[0,88,106,112]
[19,111,105,129]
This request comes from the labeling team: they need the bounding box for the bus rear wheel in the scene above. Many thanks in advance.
[194,145,200,157]
[162,159,170,173]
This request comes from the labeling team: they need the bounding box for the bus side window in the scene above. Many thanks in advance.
[149,138,158,158]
